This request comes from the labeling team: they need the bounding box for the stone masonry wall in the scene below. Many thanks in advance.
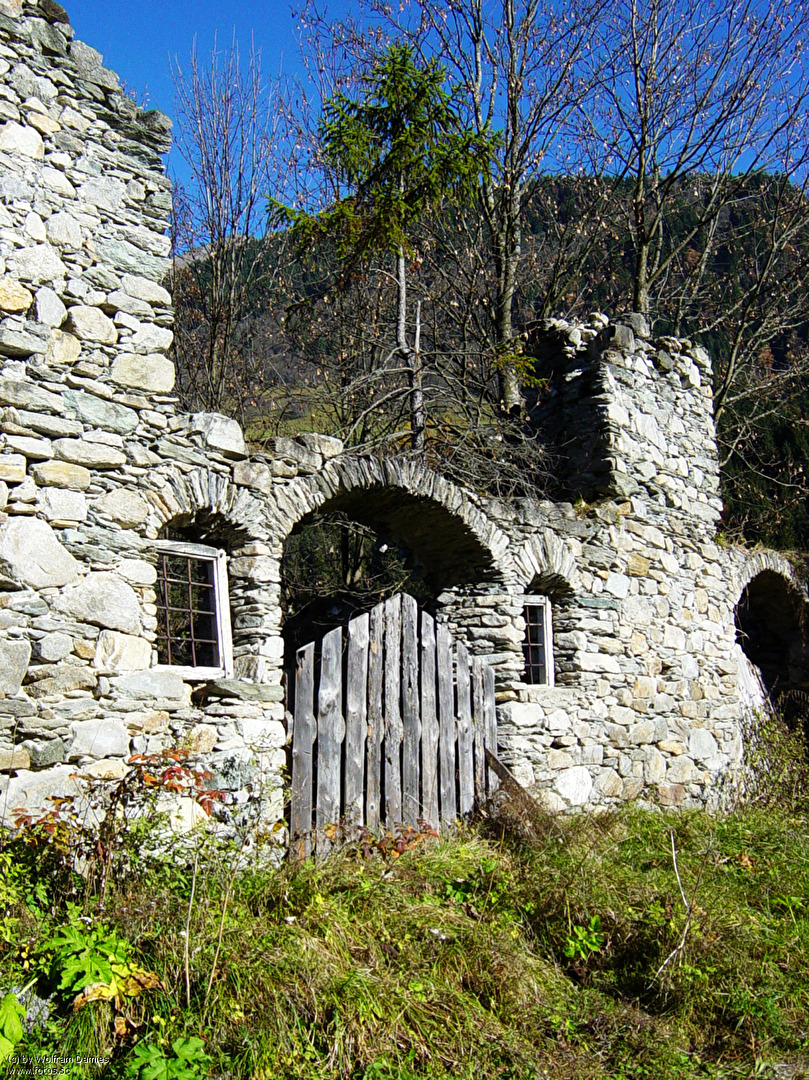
[438,315,747,811]
[0,0,289,834]
[0,0,803,832]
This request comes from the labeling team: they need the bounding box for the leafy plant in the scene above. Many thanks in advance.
[44,913,162,1011]
[127,1036,212,1080]
[563,915,605,962]
[46,917,133,994]
[0,991,25,1064]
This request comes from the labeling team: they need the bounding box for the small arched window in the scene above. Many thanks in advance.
[522,597,554,686]
[154,538,233,679]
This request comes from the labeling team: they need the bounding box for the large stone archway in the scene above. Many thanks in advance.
[270,455,513,587]
[735,564,809,699]
[272,456,521,683]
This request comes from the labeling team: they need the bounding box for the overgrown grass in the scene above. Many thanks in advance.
[2,804,808,1080]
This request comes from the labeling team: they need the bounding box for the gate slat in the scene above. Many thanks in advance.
[289,592,498,858]
[345,612,369,828]
[472,656,486,806]
[384,594,403,826]
[484,662,498,793]
[436,622,456,825]
[290,642,315,858]
[316,626,344,854]
[401,594,420,826]
[456,642,474,817]
[420,611,439,829]
[366,602,385,832]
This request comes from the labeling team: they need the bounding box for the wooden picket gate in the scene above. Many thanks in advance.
[290,593,498,857]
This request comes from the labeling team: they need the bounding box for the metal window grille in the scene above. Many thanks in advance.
[522,600,553,685]
[156,552,221,668]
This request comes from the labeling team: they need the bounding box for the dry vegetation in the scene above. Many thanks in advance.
[2,751,809,1080]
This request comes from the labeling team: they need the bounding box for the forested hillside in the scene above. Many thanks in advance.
[167,0,809,550]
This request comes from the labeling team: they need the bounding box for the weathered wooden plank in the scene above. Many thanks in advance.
[484,662,498,794]
[436,622,456,825]
[345,611,369,828]
[290,642,315,859]
[315,626,344,854]
[401,594,420,826]
[366,602,385,832]
[420,611,439,829]
[472,656,486,807]
[456,642,474,817]
[384,593,403,826]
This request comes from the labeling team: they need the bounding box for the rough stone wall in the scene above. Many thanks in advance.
[529,312,721,527]
[0,0,287,832]
[0,0,804,830]
[480,315,740,810]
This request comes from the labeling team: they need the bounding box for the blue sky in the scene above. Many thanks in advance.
[67,0,353,175]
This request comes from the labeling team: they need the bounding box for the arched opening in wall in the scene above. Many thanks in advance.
[281,486,500,662]
[283,511,435,659]
[282,484,503,843]
[153,515,253,679]
[735,570,809,735]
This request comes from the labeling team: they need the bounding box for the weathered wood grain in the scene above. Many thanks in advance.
[437,622,456,825]
[384,594,403,826]
[420,611,439,829]
[484,662,498,793]
[401,593,420,826]
[291,642,316,859]
[290,592,498,860]
[456,642,474,817]
[366,602,385,832]
[316,626,344,854]
[472,656,486,806]
[345,611,369,827]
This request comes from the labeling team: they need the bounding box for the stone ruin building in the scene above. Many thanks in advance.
[0,0,807,838]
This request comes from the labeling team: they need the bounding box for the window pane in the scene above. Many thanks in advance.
[156,553,221,668]
[523,603,548,684]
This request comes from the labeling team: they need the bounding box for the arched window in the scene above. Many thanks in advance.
[735,569,805,698]
[522,597,554,686]
[154,538,233,678]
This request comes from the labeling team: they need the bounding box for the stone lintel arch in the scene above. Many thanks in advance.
[732,549,808,605]
[733,550,809,700]
[141,464,272,546]
[513,529,582,595]
[137,464,281,680]
[274,455,512,588]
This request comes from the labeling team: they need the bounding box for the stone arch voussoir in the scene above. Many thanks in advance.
[513,529,582,594]
[732,549,808,605]
[142,465,272,544]
[273,455,512,583]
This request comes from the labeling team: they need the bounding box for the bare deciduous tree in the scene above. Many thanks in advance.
[578,0,809,319]
[170,37,297,422]
[366,0,608,412]
[297,0,611,415]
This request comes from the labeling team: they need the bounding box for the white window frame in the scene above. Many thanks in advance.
[522,597,554,687]
[152,539,233,680]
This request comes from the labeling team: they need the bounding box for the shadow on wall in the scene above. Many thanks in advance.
[279,481,505,661]
[281,510,435,662]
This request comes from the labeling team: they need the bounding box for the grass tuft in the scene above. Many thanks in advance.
[2,807,808,1079]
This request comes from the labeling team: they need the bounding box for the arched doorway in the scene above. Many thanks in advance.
[282,511,432,661]
[275,457,509,848]
[735,569,807,699]
[274,457,511,667]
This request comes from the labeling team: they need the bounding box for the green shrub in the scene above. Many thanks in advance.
[2,795,809,1079]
